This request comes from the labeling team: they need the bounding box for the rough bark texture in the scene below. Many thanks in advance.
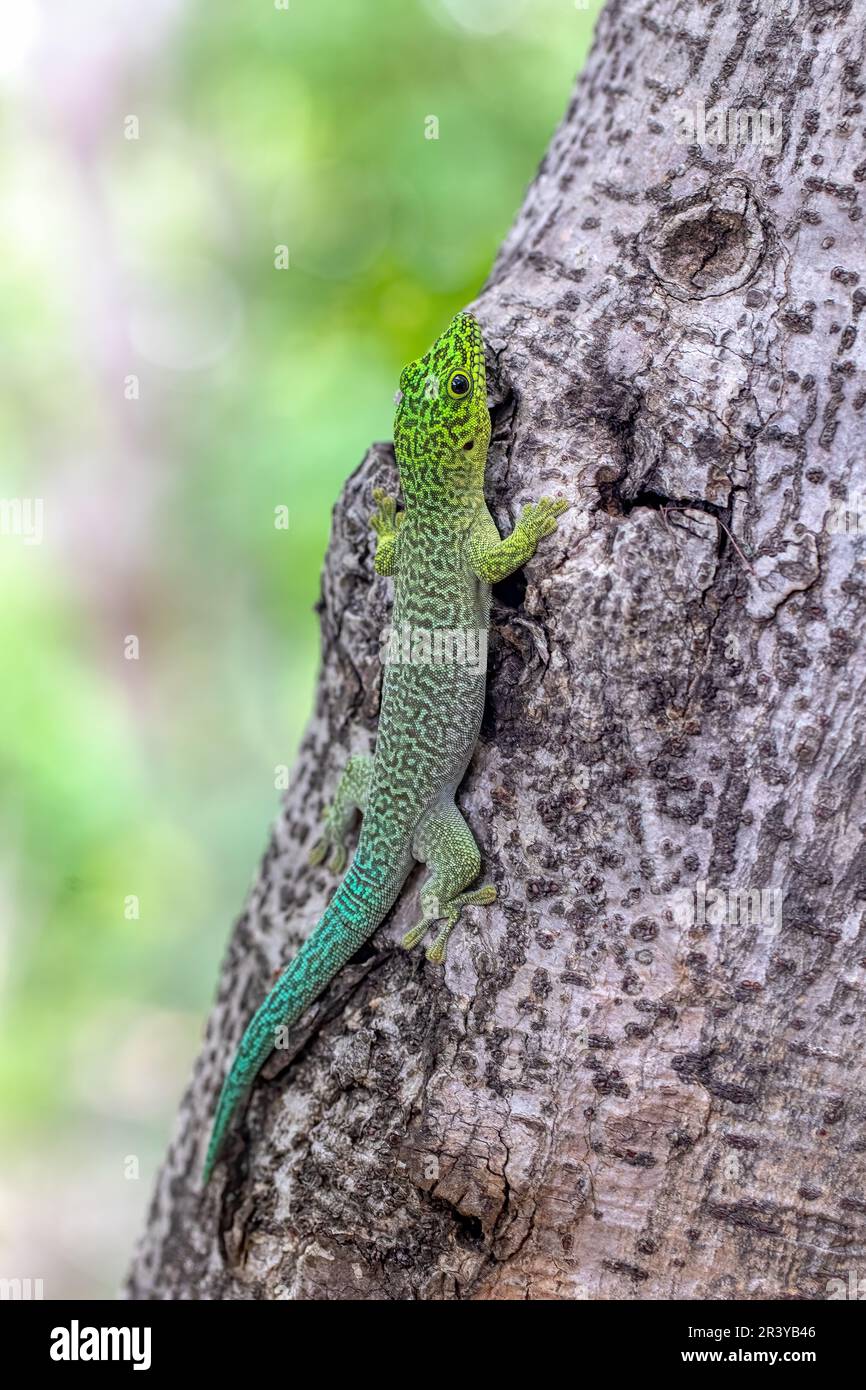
[128,0,866,1300]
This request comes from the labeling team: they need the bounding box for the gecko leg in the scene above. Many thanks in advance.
[308,753,373,874]
[370,487,404,577]
[402,803,496,964]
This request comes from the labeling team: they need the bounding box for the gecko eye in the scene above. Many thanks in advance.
[447,370,471,399]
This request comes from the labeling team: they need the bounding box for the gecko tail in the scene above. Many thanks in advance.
[202,861,389,1185]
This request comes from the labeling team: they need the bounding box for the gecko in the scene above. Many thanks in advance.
[203,311,567,1183]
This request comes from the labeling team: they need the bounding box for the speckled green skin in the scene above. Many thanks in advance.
[203,312,566,1184]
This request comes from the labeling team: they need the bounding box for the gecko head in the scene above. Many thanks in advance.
[393,311,491,499]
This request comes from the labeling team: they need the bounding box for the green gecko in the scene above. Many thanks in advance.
[203,311,567,1183]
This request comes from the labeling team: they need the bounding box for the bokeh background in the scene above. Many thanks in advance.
[0,0,600,1298]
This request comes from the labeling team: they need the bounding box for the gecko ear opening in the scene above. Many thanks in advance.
[463,439,474,451]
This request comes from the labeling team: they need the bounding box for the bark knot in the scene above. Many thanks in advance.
[642,177,768,301]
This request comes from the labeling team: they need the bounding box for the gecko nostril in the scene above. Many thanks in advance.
[463,439,474,451]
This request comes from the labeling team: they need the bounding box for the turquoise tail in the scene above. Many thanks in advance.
[202,859,391,1183]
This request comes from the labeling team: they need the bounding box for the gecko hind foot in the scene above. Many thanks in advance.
[308,753,372,874]
[308,838,328,866]
[403,885,497,965]
[307,837,348,873]
[402,919,432,951]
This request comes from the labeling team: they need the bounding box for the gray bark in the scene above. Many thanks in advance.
[128,0,866,1300]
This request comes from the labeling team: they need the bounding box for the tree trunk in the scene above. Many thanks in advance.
[127,0,866,1301]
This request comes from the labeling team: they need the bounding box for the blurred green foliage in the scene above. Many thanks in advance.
[0,0,599,1295]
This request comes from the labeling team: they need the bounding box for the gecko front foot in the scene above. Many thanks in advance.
[369,487,401,536]
[370,488,404,576]
[517,495,569,543]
